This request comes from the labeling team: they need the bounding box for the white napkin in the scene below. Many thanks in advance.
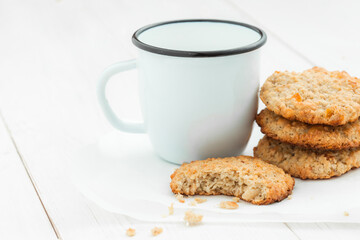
[70,127,360,223]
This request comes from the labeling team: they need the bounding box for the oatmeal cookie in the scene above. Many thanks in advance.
[256,108,360,150]
[170,156,294,205]
[260,67,360,125]
[254,136,360,179]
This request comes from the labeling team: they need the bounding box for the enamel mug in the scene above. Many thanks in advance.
[97,19,267,164]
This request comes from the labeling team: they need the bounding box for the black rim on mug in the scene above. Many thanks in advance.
[132,19,267,58]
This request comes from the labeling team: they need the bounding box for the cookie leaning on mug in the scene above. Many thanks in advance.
[170,156,294,205]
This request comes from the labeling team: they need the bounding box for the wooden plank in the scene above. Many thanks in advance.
[285,223,360,240]
[0,1,133,239]
[0,115,57,239]
[324,223,360,240]
[228,0,360,75]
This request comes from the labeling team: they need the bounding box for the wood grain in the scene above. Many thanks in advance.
[0,114,57,239]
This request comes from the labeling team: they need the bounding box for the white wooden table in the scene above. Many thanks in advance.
[1,0,360,239]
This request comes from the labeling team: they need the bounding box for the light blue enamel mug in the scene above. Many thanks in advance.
[97,19,267,164]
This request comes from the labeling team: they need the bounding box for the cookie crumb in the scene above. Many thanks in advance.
[176,193,185,203]
[232,197,240,202]
[219,201,239,209]
[189,201,197,206]
[344,211,349,216]
[287,195,292,200]
[161,214,168,218]
[168,203,174,215]
[184,211,203,226]
[126,228,136,237]
[151,227,163,236]
[194,198,207,204]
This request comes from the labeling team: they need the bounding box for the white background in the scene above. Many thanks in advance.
[1,0,360,239]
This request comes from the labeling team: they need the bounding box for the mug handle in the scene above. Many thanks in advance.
[97,59,146,133]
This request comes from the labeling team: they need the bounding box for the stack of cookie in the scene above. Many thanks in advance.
[254,67,360,179]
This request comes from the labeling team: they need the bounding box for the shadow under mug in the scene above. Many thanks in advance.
[97,19,267,164]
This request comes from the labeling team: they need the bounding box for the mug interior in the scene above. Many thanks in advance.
[132,19,266,57]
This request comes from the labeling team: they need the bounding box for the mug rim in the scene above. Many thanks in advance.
[132,19,267,58]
